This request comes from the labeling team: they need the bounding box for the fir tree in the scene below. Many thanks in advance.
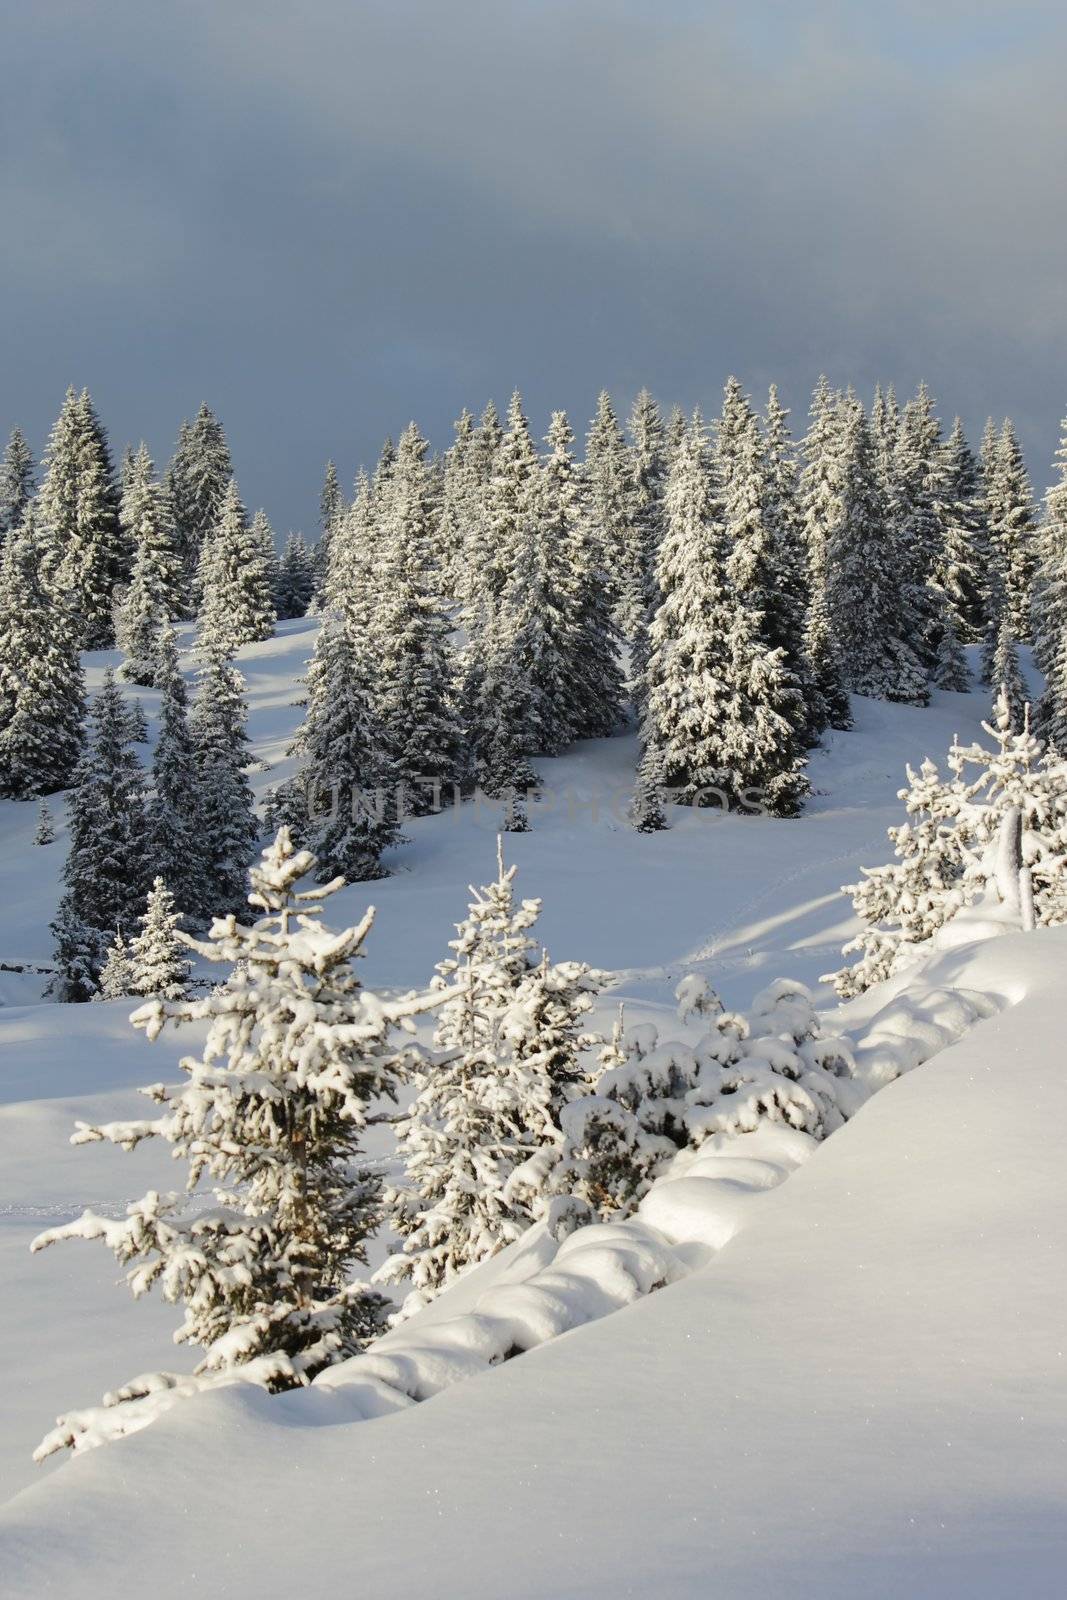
[719,381,807,740]
[35,387,81,590]
[275,532,316,619]
[799,377,852,731]
[49,671,149,1000]
[319,469,375,622]
[315,460,345,596]
[763,385,822,740]
[148,623,206,920]
[117,445,184,686]
[381,845,601,1305]
[831,694,1067,996]
[630,742,667,832]
[126,698,149,743]
[189,652,258,914]
[989,610,1028,732]
[97,932,134,1000]
[870,382,899,495]
[38,388,125,647]
[0,426,35,546]
[457,396,535,773]
[251,508,280,602]
[889,382,944,673]
[33,800,55,846]
[626,389,667,710]
[129,878,191,999]
[932,615,971,692]
[372,423,461,814]
[476,721,539,829]
[827,395,927,704]
[289,615,398,881]
[486,390,540,605]
[197,480,276,657]
[987,419,1038,643]
[166,403,233,602]
[559,426,625,743]
[436,409,477,601]
[1034,414,1067,752]
[0,511,86,799]
[935,417,988,644]
[666,403,687,459]
[32,830,433,1458]
[584,389,635,616]
[643,414,808,817]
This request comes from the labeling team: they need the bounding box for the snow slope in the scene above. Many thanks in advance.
[2,928,1065,1598]
[1,623,1061,1595]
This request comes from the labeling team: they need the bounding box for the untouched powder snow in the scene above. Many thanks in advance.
[1,929,1066,1596]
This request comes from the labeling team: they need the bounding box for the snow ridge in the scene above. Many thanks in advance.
[316,974,998,1409]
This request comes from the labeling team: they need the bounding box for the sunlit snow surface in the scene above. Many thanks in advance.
[2,623,1064,1597]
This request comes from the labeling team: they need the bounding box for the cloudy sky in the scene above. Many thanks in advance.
[3,0,1066,532]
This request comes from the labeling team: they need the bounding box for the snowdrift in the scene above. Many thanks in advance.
[2,926,1066,1599]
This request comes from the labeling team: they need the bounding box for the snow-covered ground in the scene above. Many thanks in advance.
[1,622,1063,1595]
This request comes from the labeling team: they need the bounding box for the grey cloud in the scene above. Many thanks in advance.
[2,0,1066,532]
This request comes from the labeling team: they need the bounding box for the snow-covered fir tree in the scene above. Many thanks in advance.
[457,395,537,774]
[986,419,1038,644]
[934,417,988,645]
[870,383,900,495]
[196,479,276,657]
[372,422,460,814]
[988,608,1028,731]
[189,651,258,914]
[932,614,971,692]
[0,509,86,799]
[626,389,667,710]
[642,413,808,817]
[314,460,345,599]
[251,508,280,601]
[32,830,435,1458]
[719,381,807,741]
[830,692,1067,996]
[288,613,398,880]
[125,697,149,744]
[1034,414,1067,752]
[0,426,35,547]
[38,387,125,647]
[890,381,944,671]
[630,741,667,832]
[436,408,477,601]
[486,389,540,605]
[49,670,149,1000]
[584,389,636,619]
[117,444,184,686]
[96,932,134,1000]
[453,402,500,598]
[319,467,375,620]
[762,384,822,739]
[147,622,206,920]
[275,531,316,619]
[827,394,927,704]
[530,408,623,748]
[561,460,626,741]
[129,877,191,999]
[165,403,233,604]
[380,845,602,1307]
[33,800,55,846]
[799,377,852,731]
[552,979,856,1220]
